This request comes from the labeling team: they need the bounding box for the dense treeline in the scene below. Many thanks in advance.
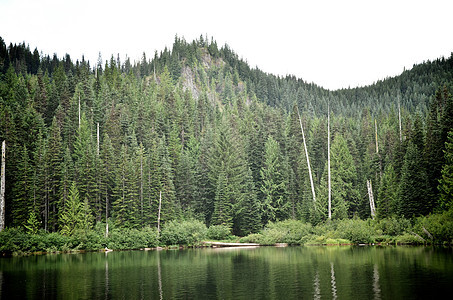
[1,35,453,240]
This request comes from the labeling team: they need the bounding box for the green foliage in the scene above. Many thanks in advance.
[60,182,93,236]
[24,210,40,234]
[249,219,313,245]
[374,217,411,236]
[398,141,428,217]
[415,208,453,244]
[107,227,158,250]
[206,224,233,240]
[159,219,207,246]
[1,34,453,242]
[335,218,374,244]
[260,136,288,224]
[438,130,453,210]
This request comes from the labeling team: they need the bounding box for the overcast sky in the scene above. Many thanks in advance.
[1,0,452,90]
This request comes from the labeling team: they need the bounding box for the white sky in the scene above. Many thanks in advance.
[1,0,452,90]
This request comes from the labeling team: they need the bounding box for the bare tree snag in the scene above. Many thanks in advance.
[328,104,332,219]
[296,106,316,203]
[0,141,5,232]
[367,179,376,219]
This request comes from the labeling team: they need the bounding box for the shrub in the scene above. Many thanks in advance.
[395,233,424,245]
[108,227,159,250]
[336,218,374,244]
[415,208,453,244]
[159,219,207,246]
[255,220,313,245]
[239,233,263,243]
[375,217,412,236]
[206,225,232,240]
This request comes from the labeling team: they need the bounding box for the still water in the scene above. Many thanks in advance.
[1,246,452,299]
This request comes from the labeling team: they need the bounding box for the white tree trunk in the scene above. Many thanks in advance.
[297,107,316,202]
[0,141,5,232]
[367,179,376,219]
[328,105,332,219]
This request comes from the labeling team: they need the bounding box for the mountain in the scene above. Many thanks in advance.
[0,35,452,235]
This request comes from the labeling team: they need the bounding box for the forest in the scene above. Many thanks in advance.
[0,35,452,252]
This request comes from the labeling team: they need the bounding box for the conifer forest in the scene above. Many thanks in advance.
[0,35,452,251]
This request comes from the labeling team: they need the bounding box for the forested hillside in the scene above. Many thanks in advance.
[1,35,452,237]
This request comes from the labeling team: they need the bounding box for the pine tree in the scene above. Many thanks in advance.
[398,141,428,217]
[24,209,40,234]
[60,182,84,236]
[112,144,130,227]
[260,135,288,224]
[156,136,178,224]
[234,167,261,235]
[46,117,62,231]
[438,130,453,210]
[11,145,33,227]
[99,133,116,229]
[211,168,233,228]
[318,134,359,220]
[377,163,398,218]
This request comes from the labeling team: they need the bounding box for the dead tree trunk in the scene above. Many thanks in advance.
[367,179,376,219]
[296,107,316,202]
[0,141,5,232]
[328,105,332,219]
[398,100,402,143]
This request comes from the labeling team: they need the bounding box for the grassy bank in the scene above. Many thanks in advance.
[2,209,452,255]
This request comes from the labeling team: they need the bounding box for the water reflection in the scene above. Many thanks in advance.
[0,246,452,299]
[313,270,321,300]
[157,251,163,300]
[373,264,381,300]
[104,259,109,300]
[330,262,337,300]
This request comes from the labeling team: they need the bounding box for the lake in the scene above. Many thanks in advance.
[1,246,452,299]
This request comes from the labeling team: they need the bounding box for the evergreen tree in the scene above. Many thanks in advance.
[24,209,40,234]
[318,134,359,220]
[398,141,429,217]
[11,145,33,227]
[234,167,261,235]
[438,130,453,210]
[60,182,89,235]
[211,168,233,228]
[46,117,62,231]
[377,163,398,218]
[260,135,288,224]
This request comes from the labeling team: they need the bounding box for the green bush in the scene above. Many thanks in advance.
[336,218,374,244]
[206,225,232,240]
[374,217,412,236]
[108,227,158,250]
[395,233,424,244]
[159,219,207,246]
[415,208,453,244]
[312,220,338,238]
[253,220,313,245]
[0,227,26,253]
[239,233,263,243]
